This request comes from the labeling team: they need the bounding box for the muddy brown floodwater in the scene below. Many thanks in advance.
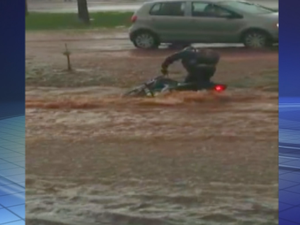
[26,31,278,225]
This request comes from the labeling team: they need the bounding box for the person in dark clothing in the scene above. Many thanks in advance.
[161,46,220,90]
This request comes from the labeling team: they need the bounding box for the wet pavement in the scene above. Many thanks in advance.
[26,30,279,52]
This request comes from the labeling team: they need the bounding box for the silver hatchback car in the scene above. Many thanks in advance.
[129,0,278,49]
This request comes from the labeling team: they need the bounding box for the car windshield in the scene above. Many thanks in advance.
[218,1,275,14]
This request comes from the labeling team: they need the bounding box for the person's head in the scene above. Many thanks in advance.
[183,47,220,61]
[183,45,196,52]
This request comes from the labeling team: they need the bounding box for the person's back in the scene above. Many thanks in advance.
[161,46,220,88]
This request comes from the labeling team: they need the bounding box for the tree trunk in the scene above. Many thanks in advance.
[26,0,28,16]
[77,0,90,25]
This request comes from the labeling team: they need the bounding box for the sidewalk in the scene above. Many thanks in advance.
[27,0,278,13]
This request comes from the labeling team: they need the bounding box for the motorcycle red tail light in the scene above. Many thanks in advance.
[214,85,226,92]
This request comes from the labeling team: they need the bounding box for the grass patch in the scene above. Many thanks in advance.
[26,12,132,30]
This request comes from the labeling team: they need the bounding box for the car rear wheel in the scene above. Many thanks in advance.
[132,31,160,49]
[242,31,271,48]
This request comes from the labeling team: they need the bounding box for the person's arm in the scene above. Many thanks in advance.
[161,51,187,69]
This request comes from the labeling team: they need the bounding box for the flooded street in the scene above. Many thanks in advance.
[26,89,278,225]
[25,30,278,225]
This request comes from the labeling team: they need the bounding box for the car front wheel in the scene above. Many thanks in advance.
[132,32,160,49]
[242,31,271,48]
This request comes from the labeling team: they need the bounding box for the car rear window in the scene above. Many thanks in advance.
[218,1,274,14]
[150,2,186,16]
[192,2,234,17]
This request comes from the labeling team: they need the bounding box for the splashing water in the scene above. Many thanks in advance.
[26,89,277,110]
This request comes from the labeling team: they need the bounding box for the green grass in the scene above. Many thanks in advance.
[26,12,132,30]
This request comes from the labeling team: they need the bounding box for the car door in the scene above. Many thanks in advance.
[189,2,246,43]
[148,1,194,42]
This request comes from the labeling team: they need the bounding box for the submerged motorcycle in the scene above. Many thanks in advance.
[123,73,227,97]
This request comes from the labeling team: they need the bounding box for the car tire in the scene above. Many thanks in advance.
[242,30,271,48]
[132,31,160,49]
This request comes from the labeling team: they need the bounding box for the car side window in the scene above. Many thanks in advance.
[150,2,186,16]
[192,2,233,18]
